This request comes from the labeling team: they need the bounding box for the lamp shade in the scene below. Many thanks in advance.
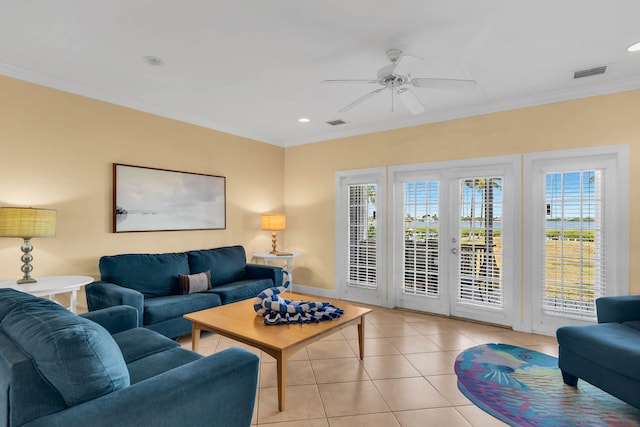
[0,207,57,238]
[262,214,286,231]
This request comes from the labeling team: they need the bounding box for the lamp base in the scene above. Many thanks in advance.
[17,237,37,284]
[269,232,292,256]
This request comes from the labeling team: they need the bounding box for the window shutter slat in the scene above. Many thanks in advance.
[543,170,604,319]
[402,181,439,297]
[346,184,377,289]
[457,177,503,307]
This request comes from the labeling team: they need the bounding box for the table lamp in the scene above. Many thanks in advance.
[261,213,291,255]
[0,207,57,284]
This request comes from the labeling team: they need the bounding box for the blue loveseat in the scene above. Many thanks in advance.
[86,245,283,338]
[0,288,259,427]
[556,295,640,409]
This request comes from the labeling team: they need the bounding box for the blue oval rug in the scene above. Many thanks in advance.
[455,343,640,427]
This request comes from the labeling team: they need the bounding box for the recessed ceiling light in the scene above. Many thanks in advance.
[627,41,640,52]
[143,56,164,66]
[298,117,310,123]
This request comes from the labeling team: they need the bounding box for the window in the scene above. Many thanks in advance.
[525,145,628,334]
[542,170,603,318]
[346,184,377,289]
[458,177,503,307]
[403,181,439,296]
[336,167,387,306]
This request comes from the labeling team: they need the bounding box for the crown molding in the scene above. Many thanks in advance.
[3,61,639,149]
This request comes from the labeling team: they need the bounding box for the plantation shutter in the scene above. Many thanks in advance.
[458,177,503,307]
[346,184,377,289]
[542,170,604,319]
[403,181,439,296]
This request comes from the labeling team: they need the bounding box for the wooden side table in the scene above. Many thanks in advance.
[252,252,301,285]
[0,275,93,313]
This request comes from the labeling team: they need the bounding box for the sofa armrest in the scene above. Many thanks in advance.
[596,295,640,323]
[85,281,144,327]
[246,263,283,287]
[23,347,259,427]
[80,306,139,334]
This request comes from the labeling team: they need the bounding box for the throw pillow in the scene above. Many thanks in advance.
[178,271,211,294]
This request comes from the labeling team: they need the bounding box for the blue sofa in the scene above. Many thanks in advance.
[556,295,640,409]
[0,288,259,427]
[86,245,283,338]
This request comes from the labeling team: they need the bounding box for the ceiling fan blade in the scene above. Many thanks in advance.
[321,79,378,84]
[397,88,426,115]
[410,77,477,89]
[338,87,386,113]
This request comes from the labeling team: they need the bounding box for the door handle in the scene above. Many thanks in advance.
[451,248,458,254]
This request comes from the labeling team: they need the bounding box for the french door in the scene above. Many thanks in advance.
[389,156,520,326]
[335,168,387,306]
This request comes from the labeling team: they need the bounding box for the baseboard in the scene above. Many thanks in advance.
[290,283,338,299]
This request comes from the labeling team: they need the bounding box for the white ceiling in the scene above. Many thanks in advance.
[1,1,640,147]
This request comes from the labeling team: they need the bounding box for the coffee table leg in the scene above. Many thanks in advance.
[357,316,365,360]
[191,323,201,352]
[277,352,286,411]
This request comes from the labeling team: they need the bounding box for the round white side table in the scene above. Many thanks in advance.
[0,275,94,313]
[252,252,302,285]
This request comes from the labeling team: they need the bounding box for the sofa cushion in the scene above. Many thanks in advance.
[0,298,130,406]
[557,323,640,380]
[143,292,222,326]
[100,252,190,297]
[208,278,274,305]
[0,288,43,319]
[187,246,247,286]
[112,327,180,364]
[178,271,211,294]
[622,321,640,332]
[126,347,203,384]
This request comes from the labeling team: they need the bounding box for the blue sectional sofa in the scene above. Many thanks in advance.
[556,295,640,409]
[86,245,283,338]
[0,288,259,427]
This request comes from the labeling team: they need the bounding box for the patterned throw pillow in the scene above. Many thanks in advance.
[178,271,211,294]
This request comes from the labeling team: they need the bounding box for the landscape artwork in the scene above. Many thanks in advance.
[113,164,226,232]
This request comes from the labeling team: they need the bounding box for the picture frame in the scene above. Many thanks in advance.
[113,163,226,233]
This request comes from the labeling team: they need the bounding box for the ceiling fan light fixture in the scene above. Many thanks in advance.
[628,41,640,52]
[298,117,310,123]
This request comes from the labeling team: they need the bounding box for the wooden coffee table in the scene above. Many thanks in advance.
[184,292,371,411]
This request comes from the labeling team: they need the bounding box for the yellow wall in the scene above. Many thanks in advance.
[0,76,285,308]
[284,90,640,294]
[2,74,639,309]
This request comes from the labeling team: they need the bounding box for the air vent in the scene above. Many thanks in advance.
[573,66,607,79]
[326,119,347,126]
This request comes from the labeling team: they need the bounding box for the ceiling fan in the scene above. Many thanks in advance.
[321,49,476,115]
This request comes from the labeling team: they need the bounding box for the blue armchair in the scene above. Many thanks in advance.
[556,295,640,409]
[0,288,259,427]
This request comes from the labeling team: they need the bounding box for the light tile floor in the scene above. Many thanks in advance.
[178,302,559,426]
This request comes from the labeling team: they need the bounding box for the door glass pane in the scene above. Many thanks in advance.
[458,177,503,307]
[346,184,377,289]
[543,170,604,319]
[403,181,439,296]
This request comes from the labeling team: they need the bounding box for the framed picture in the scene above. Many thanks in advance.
[113,163,226,232]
